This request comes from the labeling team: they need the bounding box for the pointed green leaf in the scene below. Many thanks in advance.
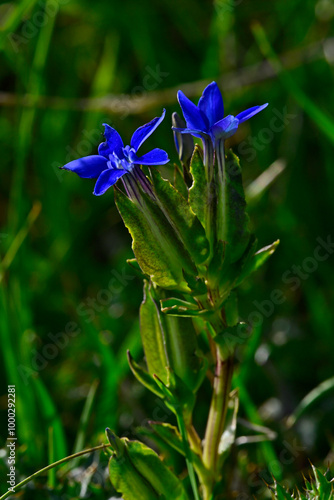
[108,433,189,500]
[159,310,207,393]
[140,285,205,396]
[237,240,280,285]
[150,167,210,265]
[275,483,293,499]
[115,188,194,290]
[127,258,146,277]
[139,281,169,384]
[160,297,199,312]
[312,466,333,498]
[127,351,164,398]
[188,145,206,227]
[161,304,211,318]
[216,148,251,263]
[149,422,185,456]
[182,269,207,295]
[173,163,189,199]
[287,376,334,428]
[148,422,204,475]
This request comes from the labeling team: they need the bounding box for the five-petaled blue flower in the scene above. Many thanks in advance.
[61,110,169,196]
[175,82,268,146]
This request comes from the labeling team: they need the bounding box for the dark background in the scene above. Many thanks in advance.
[0,0,333,497]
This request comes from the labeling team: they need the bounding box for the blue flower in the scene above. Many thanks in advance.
[61,110,169,196]
[174,82,268,146]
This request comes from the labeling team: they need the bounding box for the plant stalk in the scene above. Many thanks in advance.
[202,349,234,495]
[0,444,111,500]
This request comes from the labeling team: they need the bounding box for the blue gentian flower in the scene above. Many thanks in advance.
[61,110,169,196]
[174,82,268,146]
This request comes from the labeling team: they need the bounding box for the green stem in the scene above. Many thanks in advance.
[202,350,234,491]
[0,444,111,500]
[176,412,201,500]
[203,137,215,254]
[216,140,226,244]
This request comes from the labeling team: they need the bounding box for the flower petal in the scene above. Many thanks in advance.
[133,148,169,165]
[130,109,166,152]
[177,91,209,132]
[210,115,240,140]
[172,112,194,162]
[172,126,208,140]
[235,103,268,123]
[93,168,127,196]
[61,155,108,179]
[198,81,224,128]
[98,124,124,158]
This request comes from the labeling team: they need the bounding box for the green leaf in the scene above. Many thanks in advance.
[182,269,207,295]
[158,308,207,393]
[235,239,280,287]
[269,467,334,500]
[139,281,169,384]
[161,303,211,318]
[115,188,192,290]
[150,167,210,265]
[216,148,250,263]
[127,350,164,398]
[127,258,147,277]
[148,422,204,475]
[160,297,199,312]
[107,431,189,500]
[274,483,294,500]
[312,466,333,498]
[149,422,185,457]
[139,284,206,394]
[188,145,206,227]
[173,163,189,199]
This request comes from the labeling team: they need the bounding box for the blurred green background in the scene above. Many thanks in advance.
[0,0,334,497]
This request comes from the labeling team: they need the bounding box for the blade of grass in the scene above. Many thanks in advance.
[287,376,334,428]
[237,323,263,388]
[32,376,67,460]
[252,23,334,145]
[0,201,41,283]
[0,0,40,49]
[246,159,286,204]
[234,374,283,480]
[66,378,100,472]
[48,427,56,489]
[9,0,56,234]
[0,287,39,457]
[0,444,111,499]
